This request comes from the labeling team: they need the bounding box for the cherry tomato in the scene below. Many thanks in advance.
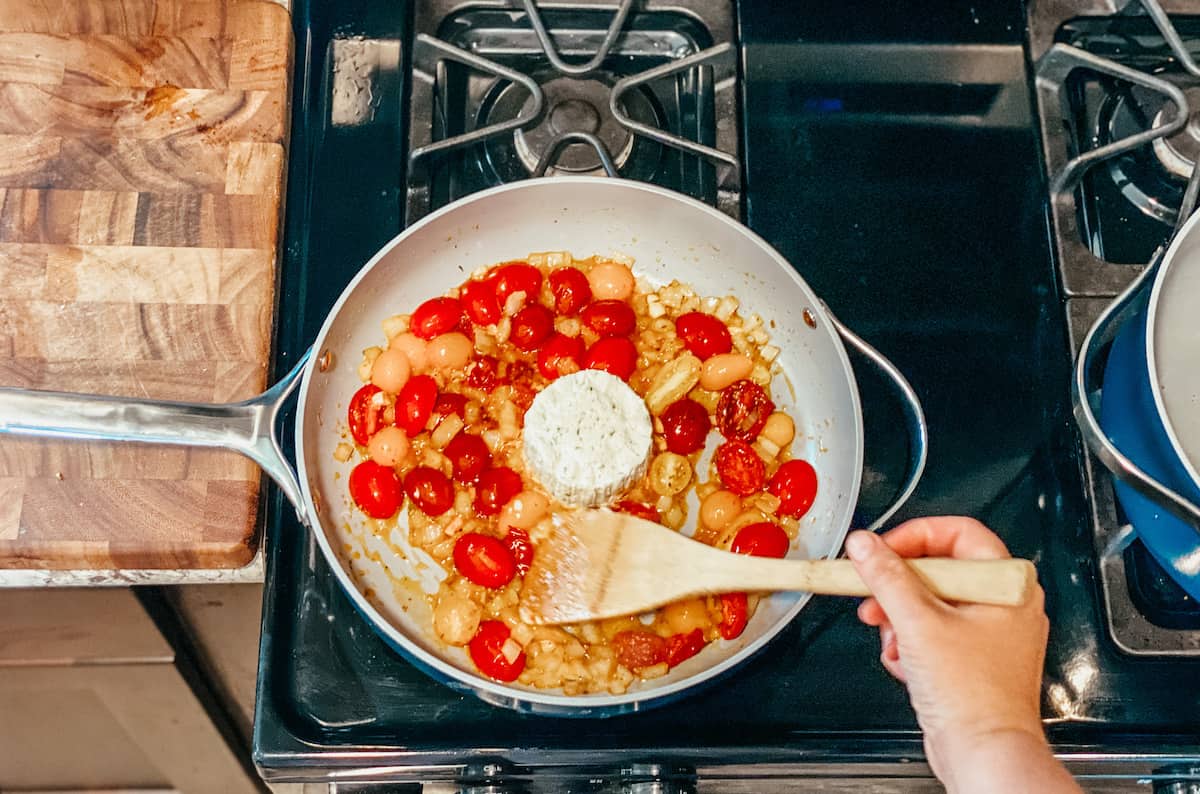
[549,266,593,316]
[611,630,667,669]
[453,532,517,588]
[444,431,490,484]
[403,465,454,516]
[510,304,554,351]
[583,336,638,380]
[474,466,523,516]
[348,460,402,519]
[659,398,711,454]
[717,592,748,640]
[768,459,819,519]
[433,392,467,419]
[730,521,790,559]
[616,500,660,523]
[467,355,500,391]
[410,296,462,340]
[503,526,534,576]
[461,279,501,326]
[581,299,636,338]
[395,374,437,436]
[714,440,766,496]
[675,312,733,359]
[536,333,585,380]
[468,620,526,682]
[347,384,385,446]
[665,628,706,667]
[491,262,543,303]
[715,380,775,443]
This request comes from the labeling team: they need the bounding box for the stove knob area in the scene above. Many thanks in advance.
[1154,766,1200,794]
[618,763,697,794]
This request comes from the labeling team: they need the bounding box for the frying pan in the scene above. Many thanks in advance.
[0,178,927,715]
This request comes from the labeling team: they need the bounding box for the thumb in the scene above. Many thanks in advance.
[845,530,941,629]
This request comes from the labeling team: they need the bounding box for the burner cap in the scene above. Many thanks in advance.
[1098,81,1189,225]
[1152,88,1200,179]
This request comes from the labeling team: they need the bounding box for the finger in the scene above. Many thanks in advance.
[857,597,888,627]
[881,648,907,682]
[845,530,942,628]
[880,516,1011,560]
[879,622,898,662]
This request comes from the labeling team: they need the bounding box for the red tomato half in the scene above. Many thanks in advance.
[395,374,437,436]
[474,467,523,516]
[717,592,748,640]
[730,522,790,559]
[491,262,543,303]
[659,398,711,454]
[611,630,667,669]
[347,384,385,446]
[461,279,501,326]
[410,297,462,340]
[581,300,636,337]
[536,333,585,380]
[468,620,526,682]
[768,459,819,519]
[665,628,706,667]
[616,500,660,523]
[467,355,500,391]
[444,431,490,484]
[714,440,766,496]
[453,532,517,588]
[503,526,534,576]
[675,312,732,359]
[348,460,402,519]
[549,266,592,316]
[403,466,454,516]
[510,304,554,351]
[583,336,637,380]
[715,380,775,443]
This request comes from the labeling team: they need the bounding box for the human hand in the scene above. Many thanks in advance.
[845,517,1075,794]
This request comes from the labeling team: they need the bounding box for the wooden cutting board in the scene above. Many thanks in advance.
[0,0,291,569]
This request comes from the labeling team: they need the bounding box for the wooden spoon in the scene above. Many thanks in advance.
[519,509,1037,626]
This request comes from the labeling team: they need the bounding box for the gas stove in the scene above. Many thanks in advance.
[255,0,1200,789]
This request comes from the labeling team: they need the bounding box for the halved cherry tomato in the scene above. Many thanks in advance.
[659,398,711,454]
[768,459,819,519]
[453,532,517,588]
[503,526,534,576]
[730,521,790,559]
[549,266,593,316]
[510,304,554,351]
[675,312,732,359]
[467,355,500,391]
[474,467,523,516]
[717,592,748,640]
[347,384,385,446]
[581,299,636,337]
[461,278,501,326]
[665,628,706,667]
[536,333,585,380]
[348,460,402,519]
[491,262,543,303]
[433,392,467,419]
[410,296,462,340]
[468,620,525,682]
[395,374,437,436]
[444,431,490,484]
[715,380,775,442]
[583,336,637,380]
[403,465,454,516]
[612,630,667,669]
[616,500,660,523]
[714,440,766,496]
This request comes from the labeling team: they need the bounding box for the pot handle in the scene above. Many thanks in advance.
[826,312,929,532]
[1072,256,1200,531]
[0,350,312,525]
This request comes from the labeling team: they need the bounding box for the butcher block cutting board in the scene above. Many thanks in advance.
[0,0,291,569]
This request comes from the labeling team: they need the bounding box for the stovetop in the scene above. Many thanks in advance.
[255,0,1200,785]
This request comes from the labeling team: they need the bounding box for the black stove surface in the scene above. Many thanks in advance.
[255,0,1200,783]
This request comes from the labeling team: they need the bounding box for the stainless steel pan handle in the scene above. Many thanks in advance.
[826,311,929,532]
[0,350,312,524]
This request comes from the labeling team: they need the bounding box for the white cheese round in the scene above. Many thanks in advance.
[522,370,653,506]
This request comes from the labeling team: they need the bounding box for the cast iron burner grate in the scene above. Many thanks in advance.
[405,0,741,224]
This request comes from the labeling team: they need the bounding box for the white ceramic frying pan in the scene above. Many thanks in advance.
[0,178,926,716]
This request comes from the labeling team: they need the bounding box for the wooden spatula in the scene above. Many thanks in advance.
[519,509,1037,626]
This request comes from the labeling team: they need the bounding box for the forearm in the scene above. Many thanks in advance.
[935,729,1083,794]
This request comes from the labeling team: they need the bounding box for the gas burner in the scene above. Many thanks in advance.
[1152,86,1200,178]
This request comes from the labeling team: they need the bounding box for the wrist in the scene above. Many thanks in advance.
[930,725,1071,794]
